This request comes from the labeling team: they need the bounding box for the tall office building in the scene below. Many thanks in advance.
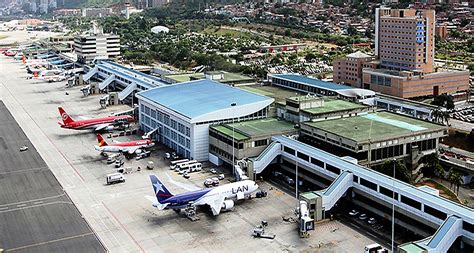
[347,8,471,99]
[375,8,435,73]
[74,34,120,64]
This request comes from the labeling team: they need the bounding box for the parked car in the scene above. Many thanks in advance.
[107,156,116,164]
[218,174,225,180]
[165,152,171,159]
[211,177,220,186]
[368,218,376,225]
[19,146,28,152]
[204,178,213,187]
[349,210,359,217]
[210,168,217,174]
[359,213,367,220]
[136,151,151,160]
[183,173,190,179]
[115,157,124,168]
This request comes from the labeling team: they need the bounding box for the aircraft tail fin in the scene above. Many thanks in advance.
[58,107,74,125]
[150,175,173,203]
[96,134,108,147]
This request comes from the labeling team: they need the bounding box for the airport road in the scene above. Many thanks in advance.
[0,55,376,252]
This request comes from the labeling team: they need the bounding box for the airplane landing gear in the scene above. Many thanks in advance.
[184,203,199,221]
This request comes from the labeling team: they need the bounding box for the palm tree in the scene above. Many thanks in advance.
[452,171,464,194]
[434,164,445,179]
[447,169,456,190]
[380,160,412,184]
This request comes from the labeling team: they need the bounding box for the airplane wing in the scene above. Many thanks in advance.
[195,195,225,216]
[126,147,140,154]
[94,123,112,132]
[165,173,200,191]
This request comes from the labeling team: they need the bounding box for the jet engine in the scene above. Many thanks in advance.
[221,200,234,211]
[104,125,115,131]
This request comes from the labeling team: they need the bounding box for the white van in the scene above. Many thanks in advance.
[106,173,125,185]
[364,244,382,253]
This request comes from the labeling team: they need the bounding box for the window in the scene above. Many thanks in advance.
[326,164,341,175]
[424,205,446,220]
[254,139,268,147]
[379,186,398,200]
[353,175,359,183]
[401,195,421,210]
[284,146,295,155]
[297,152,309,162]
[463,222,474,234]
[360,178,377,191]
[310,157,324,168]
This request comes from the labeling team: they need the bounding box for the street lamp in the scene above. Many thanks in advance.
[391,158,396,253]
[230,102,237,179]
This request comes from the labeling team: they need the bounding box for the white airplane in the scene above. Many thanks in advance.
[146,175,259,215]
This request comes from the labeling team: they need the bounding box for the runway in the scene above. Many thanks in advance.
[0,101,105,253]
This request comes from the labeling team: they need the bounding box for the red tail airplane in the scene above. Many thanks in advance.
[58,107,134,132]
[94,134,154,154]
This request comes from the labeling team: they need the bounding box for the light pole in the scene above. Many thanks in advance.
[391,159,396,253]
[231,102,237,179]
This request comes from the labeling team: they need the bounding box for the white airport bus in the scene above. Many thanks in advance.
[174,160,198,171]
[182,162,202,173]
[170,159,189,169]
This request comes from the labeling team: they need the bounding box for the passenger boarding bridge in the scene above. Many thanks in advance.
[247,135,473,252]
[83,61,169,101]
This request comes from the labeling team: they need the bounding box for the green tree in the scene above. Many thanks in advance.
[380,160,411,183]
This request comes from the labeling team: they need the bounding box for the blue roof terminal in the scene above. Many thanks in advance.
[272,74,352,91]
[137,80,273,119]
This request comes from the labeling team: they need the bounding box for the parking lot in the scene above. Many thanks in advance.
[0,55,376,252]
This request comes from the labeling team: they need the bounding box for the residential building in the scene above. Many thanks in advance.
[333,51,374,88]
[136,80,274,161]
[81,8,113,17]
[74,34,120,64]
[435,24,448,40]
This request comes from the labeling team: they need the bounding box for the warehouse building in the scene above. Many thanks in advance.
[136,80,274,161]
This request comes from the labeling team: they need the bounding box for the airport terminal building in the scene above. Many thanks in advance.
[136,80,274,161]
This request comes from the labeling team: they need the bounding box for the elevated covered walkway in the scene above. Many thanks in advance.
[247,135,474,249]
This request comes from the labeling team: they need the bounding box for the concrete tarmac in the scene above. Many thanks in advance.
[0,55,375,252]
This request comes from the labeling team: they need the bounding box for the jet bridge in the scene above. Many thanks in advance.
[300,171,353,221]
[399,215,463,253]
[118,82,137,101]
[83,66,98,82]
[99,74,115,90]
[249,142,281,175]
